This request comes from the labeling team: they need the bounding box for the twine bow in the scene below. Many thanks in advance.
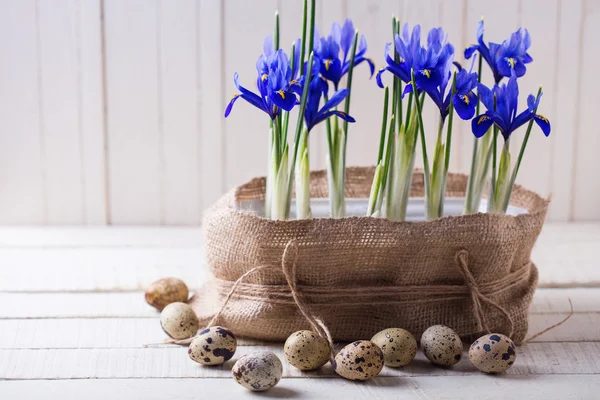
[163,240,336,364]
[454,249,515,338]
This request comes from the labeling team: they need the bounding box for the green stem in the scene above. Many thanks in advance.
[299,0,308,75]
[273,114,281,168]
[502,86,543,211]
[282,42,296,145]
[444,72,457,178]
[285,53,314,216]
[307,0,316,61]
[411,70,430,200]
[273,11,280,50]
[464,54,484,215]
[377,86,390,164]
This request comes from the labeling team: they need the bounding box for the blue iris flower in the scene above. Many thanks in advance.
[225,37,302,120]
[384,27,477,121]
[304,77,355,132]
[472,74,550,140]
[376,23,420,86]
[314,19,375,89]
[464,20,533,84]
[377,25,456,97]
[300,60,355,131]
[450,60,479,120]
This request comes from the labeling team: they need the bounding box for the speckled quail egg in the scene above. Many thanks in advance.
[159,302,199,339]
[371,327,417,367]
[469,333,516,373]
[145,277,189,311]
[333,340,384,381]
[284,330,330,370]
[188,326,237,366]
[232,351,283,391]
[421,325,463,367]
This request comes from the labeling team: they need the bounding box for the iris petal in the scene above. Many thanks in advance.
[224,94,241,117]
[321,88,350,110]
[312,110,355,128]
[453,91,477,120]
[376,67,387,88]
[472,113,495,138]
[269,89,296,111]
[415,67,441,92]
[464,44,478,59]
[533,114,551,136]
[319,58,342,84]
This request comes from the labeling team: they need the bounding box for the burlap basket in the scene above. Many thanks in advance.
[191,166,549,344]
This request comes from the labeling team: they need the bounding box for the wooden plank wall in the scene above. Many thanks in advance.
[0,0,597,224]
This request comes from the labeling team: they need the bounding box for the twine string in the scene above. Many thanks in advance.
[159,247,571,349]
[163,240,336,363]
[454,249,515,338]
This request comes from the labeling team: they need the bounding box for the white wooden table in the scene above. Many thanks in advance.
[1,224,599,399]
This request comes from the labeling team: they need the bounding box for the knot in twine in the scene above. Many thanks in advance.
[454,249,515,338]
[163,240,336,364]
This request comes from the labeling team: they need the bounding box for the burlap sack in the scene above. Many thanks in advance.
[191,166,549,344]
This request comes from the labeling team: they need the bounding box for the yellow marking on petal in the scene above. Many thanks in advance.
[399,57,405,63]
[290,79,297,85]
[261,74,268,81]
[422,69,431,78]
[507,57,515,68]
[278,90,285,99]
[231,94,240,100]
[537,114,548,123]
[462,95,470,105]
[477,115,490,124]
[325,59,332,70]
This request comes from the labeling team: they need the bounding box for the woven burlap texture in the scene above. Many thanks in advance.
[191,167,549,344]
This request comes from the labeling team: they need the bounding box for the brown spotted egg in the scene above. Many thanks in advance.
[159,302,199,340]
[371,328,417,367]
[469,333,516,373]
[188,326,237,366]
[421,325,463,367]
[232,351,283,391]
[333,340,384,381]
[284,330,330,370]
[145,277,189,311]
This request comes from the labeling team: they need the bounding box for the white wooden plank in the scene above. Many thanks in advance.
[158,0,201,225]
[198,0,225,209]
[0,0,45,223]
[79,0,108,224]
[37,0,85,223]
[533,223,600,287]
[1,286,595,318]
[513,0,558,207]
[223,0,277,190]
[0,311,594,350]
[0,248,207,292]
[3,375,599,400]
[1,342,598,380]
[572,0,600,221]
[547,0,581,222]
[0,226,202,248]
[345,0,400,168]
[104,0,161,224]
